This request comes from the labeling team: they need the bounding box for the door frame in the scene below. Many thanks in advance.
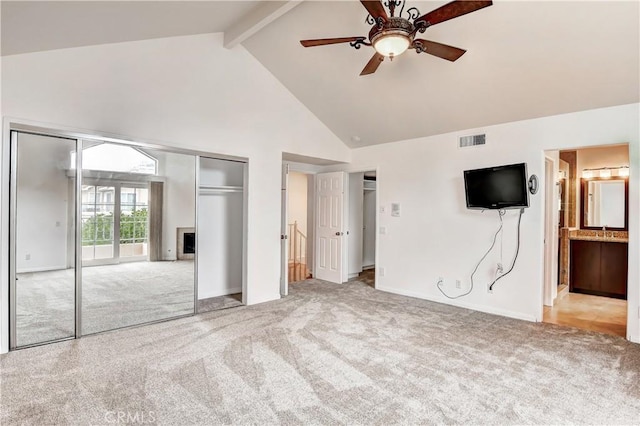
[543,156,557,307]
[280,163,289,297]
[345,167,379,289]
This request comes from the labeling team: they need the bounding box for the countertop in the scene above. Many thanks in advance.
[569,235,628,243]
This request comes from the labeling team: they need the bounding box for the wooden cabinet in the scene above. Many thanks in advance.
[570,240,627,299]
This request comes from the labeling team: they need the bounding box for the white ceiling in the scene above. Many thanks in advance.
[2,1,639,149]
[1,1,259,56]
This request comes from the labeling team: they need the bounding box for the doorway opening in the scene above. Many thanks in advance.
[196,157,246,313]
[543,145,629,338]
[348,171,377,288]
[286,170,312,283]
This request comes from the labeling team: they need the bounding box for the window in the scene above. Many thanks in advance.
[71,143,157,175]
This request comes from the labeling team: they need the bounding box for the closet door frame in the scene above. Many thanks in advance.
[2,120,248,352]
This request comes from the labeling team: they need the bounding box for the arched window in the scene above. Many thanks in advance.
[71,143,157,175]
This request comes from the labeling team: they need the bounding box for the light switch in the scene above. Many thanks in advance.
[380,205,386,214]
[391,203,400,217]
[379,226,387,235]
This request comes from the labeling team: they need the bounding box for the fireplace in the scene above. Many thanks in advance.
[184,233,195,254]
[176,227,195,260]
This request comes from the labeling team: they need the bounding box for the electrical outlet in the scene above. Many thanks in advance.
[379,267,385,277]
[497,263,504,274]
[380,206,386,214]
[438,276,444,284]
[455,280,461,289]
[379,226,387,235]
[487,283,493,294]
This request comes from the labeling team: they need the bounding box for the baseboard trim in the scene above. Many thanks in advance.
[16,265,68,274]
[377,285,537,323]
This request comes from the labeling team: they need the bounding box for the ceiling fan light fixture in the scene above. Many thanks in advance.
[372,32,411,57]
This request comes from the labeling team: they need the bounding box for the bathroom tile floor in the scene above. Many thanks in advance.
[543,292,627,337]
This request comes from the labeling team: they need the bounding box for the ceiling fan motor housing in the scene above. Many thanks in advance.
[369,17,415,57]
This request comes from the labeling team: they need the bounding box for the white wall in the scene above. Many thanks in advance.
[15,133,74,272]
[197,157,244,299]
[338,104,640,343]
[348,172,364,278]
[0,33,350,352]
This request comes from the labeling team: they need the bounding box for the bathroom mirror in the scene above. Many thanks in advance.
[581,177,628,230]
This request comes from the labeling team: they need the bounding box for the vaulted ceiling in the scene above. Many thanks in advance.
[2,1,639,148]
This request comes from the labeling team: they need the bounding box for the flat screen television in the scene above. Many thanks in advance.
[464,163,529,210]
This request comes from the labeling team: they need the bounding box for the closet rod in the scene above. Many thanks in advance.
[198,188,243,195]
[199,184,243,190]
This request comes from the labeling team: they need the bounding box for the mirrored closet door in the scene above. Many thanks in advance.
[10,133,198,348]
[80,143,196,335]
[10,132,78,348]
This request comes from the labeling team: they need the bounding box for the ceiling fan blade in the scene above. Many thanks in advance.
[360,0,388,22]
[415,1,492,27]
[300,37,364,47]
[413,39,466,62]
[360,52,384,76]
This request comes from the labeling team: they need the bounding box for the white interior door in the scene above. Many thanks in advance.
[315,172,346,283]
[280,164,289,296]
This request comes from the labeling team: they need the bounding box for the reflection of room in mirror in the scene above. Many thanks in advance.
[586,180,626,228]
[177,227,196,260]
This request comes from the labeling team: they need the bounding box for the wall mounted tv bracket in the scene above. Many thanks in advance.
[528,175,539,195]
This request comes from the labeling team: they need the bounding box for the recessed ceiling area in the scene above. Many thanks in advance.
[1,1,638,149]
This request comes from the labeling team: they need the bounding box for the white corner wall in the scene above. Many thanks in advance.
[0,32,351,352]
[343,104,640,343]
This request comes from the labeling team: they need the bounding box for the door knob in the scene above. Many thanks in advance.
[335,232,343,236]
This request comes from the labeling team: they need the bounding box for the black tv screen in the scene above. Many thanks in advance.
[464,163,529,210]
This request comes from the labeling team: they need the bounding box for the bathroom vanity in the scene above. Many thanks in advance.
[570,237,628,299]
[568,175,629,299]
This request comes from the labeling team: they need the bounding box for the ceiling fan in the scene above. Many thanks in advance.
[300,0,493,75]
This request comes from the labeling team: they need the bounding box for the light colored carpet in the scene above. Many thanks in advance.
[15,261,195,346]
[2,278,639,425]
[198,293,243,313]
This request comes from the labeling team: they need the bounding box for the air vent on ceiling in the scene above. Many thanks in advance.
[459,134,486,148]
